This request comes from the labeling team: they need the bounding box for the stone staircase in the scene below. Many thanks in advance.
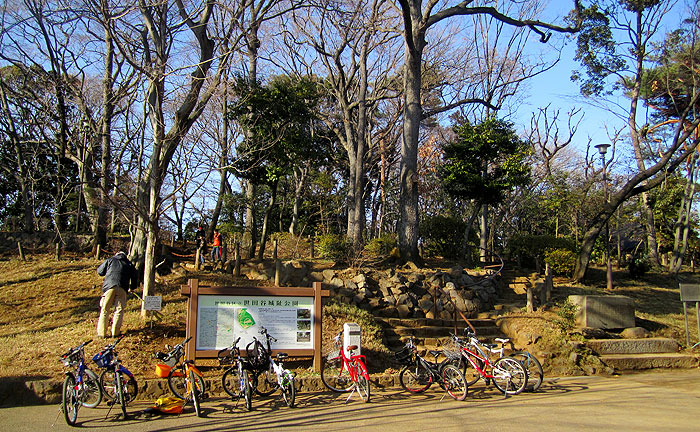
[378,317,505,352]
[587,338,698,371]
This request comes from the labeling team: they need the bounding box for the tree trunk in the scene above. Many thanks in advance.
[0,77,34,232]
[479,204,488,263]
[398,10,425,264]
[257,182,278,262]
[670,156,698,274]
[245,180,257,258]
[289,165,308,235]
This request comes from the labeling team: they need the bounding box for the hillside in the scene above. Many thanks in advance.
[1,252,698,387]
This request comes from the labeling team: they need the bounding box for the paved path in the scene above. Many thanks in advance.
[2,369,699,431]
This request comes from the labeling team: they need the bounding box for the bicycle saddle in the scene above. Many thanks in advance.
[428,350,441,358]
[347,345,358,351]
[276,352,289,360]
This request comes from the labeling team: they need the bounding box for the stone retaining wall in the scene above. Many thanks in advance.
[0,374,403,407]
[237,260,500,320]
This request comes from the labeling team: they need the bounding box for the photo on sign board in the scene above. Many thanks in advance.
[297,331,310,343]
[297,320,311,330]
[297,308,311,319]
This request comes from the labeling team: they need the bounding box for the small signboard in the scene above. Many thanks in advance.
[144,295,162,311]
[680,284,700,302]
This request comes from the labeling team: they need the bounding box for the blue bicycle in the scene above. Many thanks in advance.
[59,339,102,426]
[92,336,138,419]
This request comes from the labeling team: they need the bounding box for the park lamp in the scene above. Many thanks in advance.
[594,143,611,157]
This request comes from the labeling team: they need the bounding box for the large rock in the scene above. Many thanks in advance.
[569,295,635,329]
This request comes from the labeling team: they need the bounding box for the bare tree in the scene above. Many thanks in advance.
[394,0,581,263]
[105,0,236,316]
[283,0,402,250]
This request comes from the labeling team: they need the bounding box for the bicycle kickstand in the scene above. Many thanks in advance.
[51,405,63,427]
[345,385,358,404]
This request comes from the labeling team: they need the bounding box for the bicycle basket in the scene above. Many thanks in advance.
[247,341,270,370]
[155,363,173,378]
[92,350,113,368]
[394,347,414,366]
[61,350,82,367]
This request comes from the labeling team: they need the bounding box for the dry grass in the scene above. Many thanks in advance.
[2,254,698,384]
[0,254,222,381]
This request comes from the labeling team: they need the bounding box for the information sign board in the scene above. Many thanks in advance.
[196,295,314,350]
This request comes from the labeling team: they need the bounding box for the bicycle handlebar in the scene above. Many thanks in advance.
[259,327,278,343]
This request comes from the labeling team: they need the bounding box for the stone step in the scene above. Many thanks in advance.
[600,353,699,371]
[377,317,497,329]
[389,325,502,338]
[587,338,681,355]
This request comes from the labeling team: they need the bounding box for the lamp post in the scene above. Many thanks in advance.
[595,143,613,291]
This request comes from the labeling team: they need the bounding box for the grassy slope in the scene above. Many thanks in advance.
[1,254,697,384]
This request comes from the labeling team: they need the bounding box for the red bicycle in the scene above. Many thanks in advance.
[448,332,527,396]
[320,331,371,402]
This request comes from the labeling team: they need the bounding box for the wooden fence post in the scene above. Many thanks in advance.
[274,239,280,286]
[95,244,101,260]
[17,242,25,261]
[55,243,61,260]
[234,242,241,277]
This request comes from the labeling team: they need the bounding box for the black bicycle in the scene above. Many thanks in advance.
[218,336,253,411]
[58,339,102,426]
[246,327,296,408]
[92,335,139,419]
[395,337,468,401]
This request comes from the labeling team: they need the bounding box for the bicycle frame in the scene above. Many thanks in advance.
[458,340,500,380]
[333,335,367,384]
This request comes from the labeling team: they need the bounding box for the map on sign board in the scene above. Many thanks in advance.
[196,295,314,351]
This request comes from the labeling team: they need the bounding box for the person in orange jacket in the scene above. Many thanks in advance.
[211,229,222,262]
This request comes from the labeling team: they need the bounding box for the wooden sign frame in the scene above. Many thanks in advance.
[181,279,329,371]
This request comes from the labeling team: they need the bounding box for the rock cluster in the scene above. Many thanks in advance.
[241,260,499,318]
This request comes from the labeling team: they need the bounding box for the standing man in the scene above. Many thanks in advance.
[211,229,222,262]
[96,251,138,338]
[195,225,206,264]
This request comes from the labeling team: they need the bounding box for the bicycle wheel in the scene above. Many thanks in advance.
[493,357,527,395]
[242,369,253,411]
[320,355,353,392]
[80,369,102,408]
[62,374,79,426]
[253,364,277,396]
[441,364,468,401]
[167,365,187,399]
[190,369,203,417]
[221,367,241,399]
[115,370,128,419]
[281,370,295,408]
[399,364,432,393]
[354,361,371,403]
[510,351,543,392]
[100,369,138,404]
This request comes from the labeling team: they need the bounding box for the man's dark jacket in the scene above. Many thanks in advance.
[97,252,138,293]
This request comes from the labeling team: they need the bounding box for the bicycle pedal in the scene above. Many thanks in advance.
[201,393,209,400]
[485,378,491,386]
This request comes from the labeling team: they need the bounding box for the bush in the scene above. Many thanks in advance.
[316,233,351,260]
[555,299,579,333]
[419,215,467,259]
[363,234,397,258]
[628,253,650,278]
[509,234,576,266]
[544,248,577,277]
